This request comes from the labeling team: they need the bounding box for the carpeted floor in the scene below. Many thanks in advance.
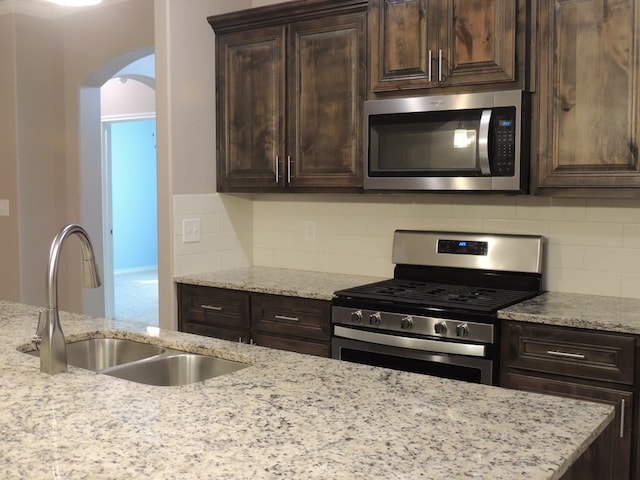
[114,267,159,327]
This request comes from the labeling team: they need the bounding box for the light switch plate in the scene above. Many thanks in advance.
[182,218,201,243]
[0,199,9,217]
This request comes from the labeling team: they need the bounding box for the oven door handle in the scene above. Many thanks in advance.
[333,326,486,357]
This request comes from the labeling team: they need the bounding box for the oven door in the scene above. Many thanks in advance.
[332,331,494,385]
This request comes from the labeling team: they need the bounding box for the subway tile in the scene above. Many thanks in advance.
[548,221,624,247]
[546,268,621,297]
[173,194,202,215]
[620,273,640,299]
[623,225,640,248]
[481,219,549,236]
[545,244,584,271]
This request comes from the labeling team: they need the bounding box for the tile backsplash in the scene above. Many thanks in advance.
[174,193,640,299]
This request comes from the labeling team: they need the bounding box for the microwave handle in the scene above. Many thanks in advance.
[478,109,492,175]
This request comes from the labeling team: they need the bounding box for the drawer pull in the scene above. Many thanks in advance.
[620,399,625,439]
[546,350,586,360]
[275,314,299,322]
[201,304,223,311]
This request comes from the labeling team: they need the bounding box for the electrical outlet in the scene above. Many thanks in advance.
[182,218,201,243]
[304,220,316,242]
[0,200,8,217]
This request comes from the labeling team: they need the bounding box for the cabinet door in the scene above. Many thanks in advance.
[505,372,631,480]
[535,0,640,189]
[369,0,438,92]
[369,0,519,92]
[438,0,516,87]
[287,12,365,188]
[216,26,286,190]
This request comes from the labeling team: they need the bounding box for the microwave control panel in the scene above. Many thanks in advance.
[490,107,516,176]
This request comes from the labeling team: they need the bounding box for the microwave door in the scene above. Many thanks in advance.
[478,109,492,175]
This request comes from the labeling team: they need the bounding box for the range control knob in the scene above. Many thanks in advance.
[369,312,382,326]
[456,323,470,337]
[400,316,413,330]
[434,321,448,335]
[350,310,363,324]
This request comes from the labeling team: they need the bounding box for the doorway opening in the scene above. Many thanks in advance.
[99,55,158,326]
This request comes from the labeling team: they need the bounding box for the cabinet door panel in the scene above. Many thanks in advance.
[369,0,438,92]
[217,27,286,189]
[440,0,516,86]
[288,13,365,187]
[505,372,631,480]
[536,0,640,188]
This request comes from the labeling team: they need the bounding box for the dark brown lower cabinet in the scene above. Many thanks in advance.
[251,293,331,357]
[501,320,636,480]
[505,372,631,480]
[178,284,250,343]
[177,283,331,357]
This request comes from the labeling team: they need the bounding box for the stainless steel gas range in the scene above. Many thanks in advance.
[331,230,544,385]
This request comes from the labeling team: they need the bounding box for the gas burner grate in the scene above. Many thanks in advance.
[338,279,538,312]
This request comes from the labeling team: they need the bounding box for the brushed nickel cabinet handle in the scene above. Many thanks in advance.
[275,155,280,183]
[275,314,299,322]
[201,304,223,311]
[287,156,292,184]
[438,48,442,82]
[428,49,432,82]
[620,399,625,438]
[546,350,586,360]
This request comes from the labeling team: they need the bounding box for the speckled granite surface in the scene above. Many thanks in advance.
[499,292,640,334]
[0,300,613,479]
[175,267,384,300]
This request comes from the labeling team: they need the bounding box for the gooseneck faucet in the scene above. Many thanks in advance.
[33,224,102,374]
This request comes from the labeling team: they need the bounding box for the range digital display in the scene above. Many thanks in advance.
[438,239,488,256]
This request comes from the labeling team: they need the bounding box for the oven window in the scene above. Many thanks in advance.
[369,109,484,175]
[340,348,483,384]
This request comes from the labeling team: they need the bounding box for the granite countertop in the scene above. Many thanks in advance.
[175,267,385,300]
[499,291,640,335]
[178,267,640,336]
[0,300,613,479]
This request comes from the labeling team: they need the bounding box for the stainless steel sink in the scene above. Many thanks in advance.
[103,353,249,386]
[66,338,166,371]
[24,338,249,386]
[26,338,166,371]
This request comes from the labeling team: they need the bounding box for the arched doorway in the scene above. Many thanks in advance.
[79,48,158,326]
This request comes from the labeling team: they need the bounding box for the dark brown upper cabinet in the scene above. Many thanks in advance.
[533,0,640,192]
[369,0,523,95]
[209,0,367,192]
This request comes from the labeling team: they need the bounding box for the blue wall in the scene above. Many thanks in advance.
[111,119,158,270]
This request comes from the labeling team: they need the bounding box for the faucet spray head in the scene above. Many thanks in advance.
[82,257,102,289]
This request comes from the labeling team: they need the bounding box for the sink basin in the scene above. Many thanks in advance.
[23,338,249,386]
[66,338,166,371]
[103,353,249,386]
[26,338,165,371]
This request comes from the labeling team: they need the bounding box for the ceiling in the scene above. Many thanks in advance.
[0,0,132,18]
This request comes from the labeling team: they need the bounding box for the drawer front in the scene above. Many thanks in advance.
[251,294,331,341]
[504,322,635,385]
[253,332,330,358]
[179,284,250,329]
[181,322,250,343]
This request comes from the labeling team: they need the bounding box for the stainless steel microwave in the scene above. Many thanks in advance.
[364,90,529,193]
